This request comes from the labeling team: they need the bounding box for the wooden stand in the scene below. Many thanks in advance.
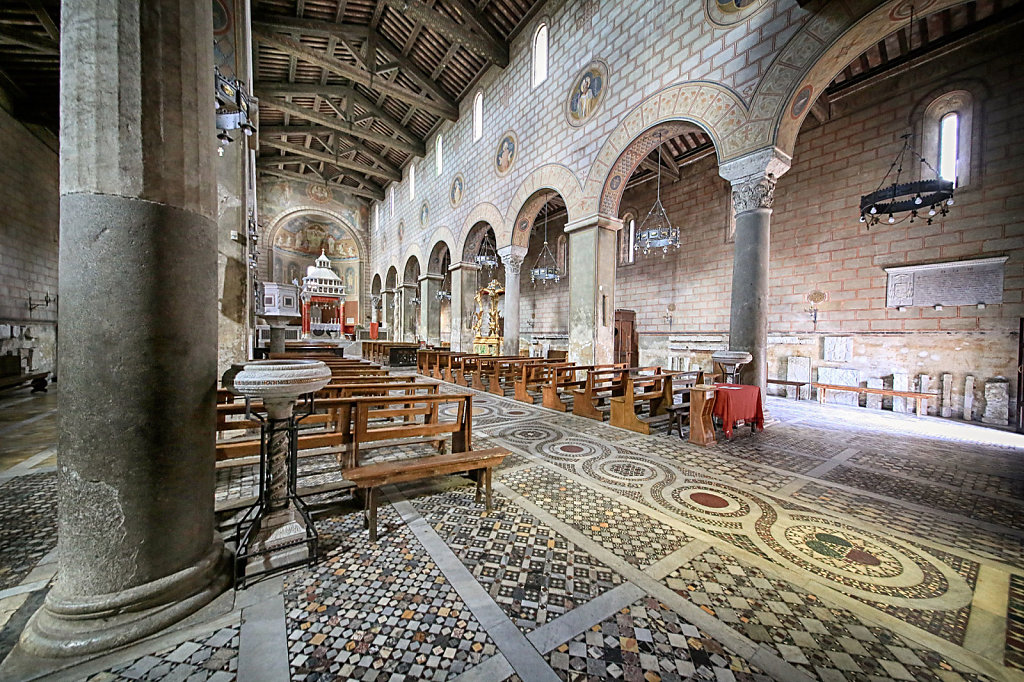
[688,384,717,446]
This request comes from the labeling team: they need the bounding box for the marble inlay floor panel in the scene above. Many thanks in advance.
[88,622,240,681]
[0,472,57,591]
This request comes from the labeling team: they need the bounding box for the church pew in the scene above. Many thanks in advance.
[609,370,694,434]
[472,355,530,394]
[541,363,625,411]
[572,366,660,421]
[513,360,573,403]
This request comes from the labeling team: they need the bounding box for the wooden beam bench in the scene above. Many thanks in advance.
[344,447,509,541]
[0,371,49,394]
[812,382,934,416]
[540,363,624,411]
[768,378,809,400]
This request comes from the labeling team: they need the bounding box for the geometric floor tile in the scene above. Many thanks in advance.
[0,472,57,590]
[1007,574,1024,670]
[413,486,625,632]
[503,467,693,568]
[545,596,772,681]
[87,622,240,681]
[284,505,497,681]
[663,547,988,682]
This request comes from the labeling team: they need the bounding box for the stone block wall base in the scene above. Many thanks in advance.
[17,542,230,659]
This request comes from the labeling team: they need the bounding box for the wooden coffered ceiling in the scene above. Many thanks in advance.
[254,0,545,203]
[0,0,59,131]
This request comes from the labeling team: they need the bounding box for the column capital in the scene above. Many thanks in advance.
[449,260,480,273]
[497,245,527,274]
[564,213,623,234]
[399,282,418,291]
[720,148,791,215]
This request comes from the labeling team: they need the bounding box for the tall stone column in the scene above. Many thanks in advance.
[497,246,527,356]
[22,1,229,657]
[449,262,479,352]
[381,288,394,338]
[565,215,621,365]
[719,148,791,398]
[401,283,419,341]
[419,274,443,346]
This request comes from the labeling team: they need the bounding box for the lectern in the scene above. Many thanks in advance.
[689,384,717,446]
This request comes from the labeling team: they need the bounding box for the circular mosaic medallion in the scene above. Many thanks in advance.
[670,485,751,518]
[564,60,609,128]
[307,183,332,204]
[560,444,585,454]
[495,131,518,176]
[783,525,902,578]
[705,0,768,27]
[597,458,658,482]
[449,174,465,208]
[689,492,729,508]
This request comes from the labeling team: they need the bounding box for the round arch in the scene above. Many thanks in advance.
[400,246,425,283]
[580,81,748,217]
[507,164,582,248]
[456,202,506,259]
[427,240,451,275]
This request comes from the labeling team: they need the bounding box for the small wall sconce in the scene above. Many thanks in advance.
[977,302,986,310]
[28,293,55,311]
[933,304,943,311]
[896,306,907,312]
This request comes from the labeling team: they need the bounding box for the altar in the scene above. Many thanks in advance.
[472,279,504,356]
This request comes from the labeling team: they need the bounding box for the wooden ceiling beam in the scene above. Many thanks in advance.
[258,125,402,176]
[255,93,426,156]
[258,168,378,201]
[26,0,59,42]
[256,156,385,198]
[253,15,369,40]
[253,28,457,120]
[260,137,401,181]
[0,27,58,55]
[446,0,505,46]
[256,82,417,141]
[381,0,509,67]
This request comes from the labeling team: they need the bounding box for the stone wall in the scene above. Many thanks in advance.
[0,99,59,376]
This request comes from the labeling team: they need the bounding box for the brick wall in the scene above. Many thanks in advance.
[0,103,59,376]
[619,32,1023,419]
[520,212,569,347]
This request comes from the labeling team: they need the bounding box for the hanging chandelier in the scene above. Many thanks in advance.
[859,132,954,227]
[530,203,561,285]
[475,233,499,271]
[214,66,255,156]
[635,134,680,256]
[436,265,452,302]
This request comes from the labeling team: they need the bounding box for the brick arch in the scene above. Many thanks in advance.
[401,248,424,284]
[507,164,582,249]
[758,0,973,157]
[385,266,398,289]
[457,202,504,261]
[427,238,452,275]
[580,81,749,218]
[371,273,382,296]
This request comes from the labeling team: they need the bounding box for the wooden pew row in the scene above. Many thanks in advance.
[514,361,572,403]
[540,363,625,411]
[572,366,659,420]
[609,371,700,434]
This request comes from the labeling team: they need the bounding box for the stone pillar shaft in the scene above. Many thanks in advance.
[419,275,443,346]
[719,148,791,400]
[497,246,527,356]
[449,263,479,352]
[565,216,620,365]
[22,0,229,657]
[401,283,418,341]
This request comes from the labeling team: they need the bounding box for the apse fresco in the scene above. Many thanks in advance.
[272,214,360,298]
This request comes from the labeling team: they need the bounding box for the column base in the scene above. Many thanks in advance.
[19,541,231,658]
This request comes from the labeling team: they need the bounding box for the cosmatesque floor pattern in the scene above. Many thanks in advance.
[0,376,1023,682]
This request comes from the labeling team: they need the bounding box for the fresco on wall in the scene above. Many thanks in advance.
[495,132,518,176]
[272,214,360,299]
[705,0,767,26]
[565,60,608,127]
[450,174,465,208]
[212,0,234,75]
[420,201,429,228]
[398,219,405,242]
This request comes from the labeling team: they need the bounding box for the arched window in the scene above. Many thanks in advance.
[409,164,416,199]
[389,186,394,218]
[435,135,443,175]
[473,91,483,141]
[532,23,548,88]
[618,211,636,265]
[938,112,959,183]
[921,90,974,188]
[374,203,379,232]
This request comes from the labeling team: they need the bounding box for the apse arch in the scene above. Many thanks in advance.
[580,81,747,217]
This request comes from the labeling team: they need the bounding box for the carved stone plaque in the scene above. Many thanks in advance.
[884,257,1007,308]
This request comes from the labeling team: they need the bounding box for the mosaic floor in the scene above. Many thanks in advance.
[0,375,1022,682]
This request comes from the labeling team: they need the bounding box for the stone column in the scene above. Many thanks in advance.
[564,215,621,365]
[497,245,527,356]
[401,283,419,341]
[22,1,229,657]
[381,288,394,339]
[419,274,443,346]
[719,148,791,398]
[449,262,480,352]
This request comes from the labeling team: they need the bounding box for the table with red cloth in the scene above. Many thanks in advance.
[712,383,764,438]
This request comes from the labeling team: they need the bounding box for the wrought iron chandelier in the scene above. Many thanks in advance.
[635,134,680,256]
[530,204,561,285]
[475,233,499,271]
[436,266,452,302]
[859,132,954,227]
[214,66,255,156]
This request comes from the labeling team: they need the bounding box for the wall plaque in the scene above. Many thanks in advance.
[884,256,1007,308]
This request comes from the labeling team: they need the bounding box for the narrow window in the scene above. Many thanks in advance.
[473,91,483,141]
[939,112,959,183]
[435,135,443,176]
[532,23,548,87]
[389,187,394,217]
[409,164,416,199]
[375,203,379,231]
[627,219,636,264]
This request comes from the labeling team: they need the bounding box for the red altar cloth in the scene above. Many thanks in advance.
[712,383,764,438]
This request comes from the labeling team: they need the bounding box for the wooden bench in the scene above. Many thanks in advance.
[0,371,49,394]
[540,364,623,411]
[812,382,934,416]
[768,378,809,400]
[573,366,658,421]
[514,360,571,403]
[345,447,509,540]
[609,370,695,434]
